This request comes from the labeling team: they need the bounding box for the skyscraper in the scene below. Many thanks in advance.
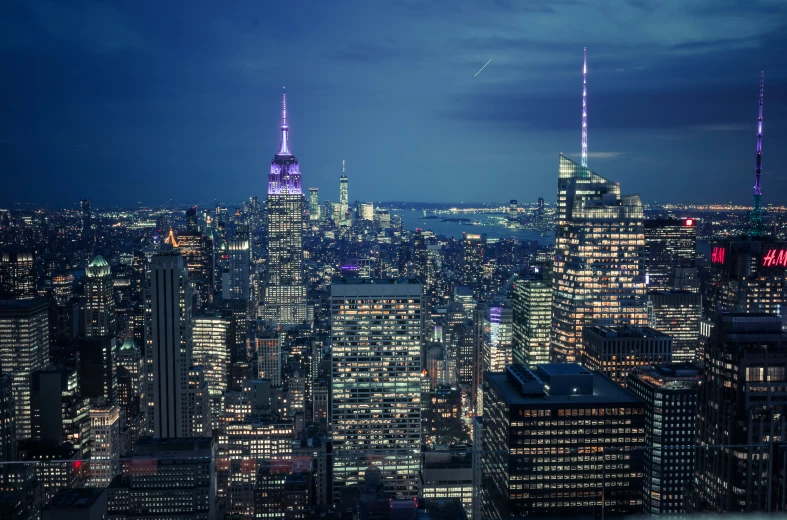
[192,314,231,397]
[308,187,320,221]
[225,225,250,301]
[144,251,193,438]
[339,159,348,220]
[78,337,117,402]
[80,199,92,244]
[331,278,422,500]
[0,249,35,300]
[693,314,787,512]
[551,49,646,363]
[628,364,701,516]
[582,325,672,388]
[263,88,307,326]
[512,272,552,368]
[647,290,701,362]
[644,218,698,292]
[0,300,49,440]
[461,233,484,289]
[483,305,513,374]
[175,225,213,312]
[88,403,120,487]
[84,255,116,337]
[481,364,645,518]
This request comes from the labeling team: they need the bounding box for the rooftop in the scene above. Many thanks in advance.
[45,487,106,510]
[487,366,641,406]
[584,324,669,339]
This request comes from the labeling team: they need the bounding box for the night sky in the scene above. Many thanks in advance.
[2,0,787,208]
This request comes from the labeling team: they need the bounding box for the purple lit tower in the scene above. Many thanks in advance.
[750,71,765,237]
[263,88,307,325]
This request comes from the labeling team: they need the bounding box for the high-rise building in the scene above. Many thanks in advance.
[512,272,552,368]
[308,187,320,221]
[0,375,16,461]
[81,199,92,243]
[508,199,518,222]
[225,225,251,301]
[144,251,193,439]
[461,233,484,289]
[582,325,672,388]
[263,88,307,326]
[705,238,787,326]
[644,218,698,292]
[647,290,701,362]
[78,336,117,402]
[84,255,116,337]
[0,250,35,300]
[483,305,512,374]
[359,202,374,221]
[331,278,422,500]
[175,228,213,311]
[0,300,49,440]
[628,364,702,516]
[192,314,231,398]
[339,160,349,220]
[255,329,282,386]
[693,314,787,513]
[106,437,215,519]
[89,403,120,487]
[481,364,645,519]
[551,50,646,363]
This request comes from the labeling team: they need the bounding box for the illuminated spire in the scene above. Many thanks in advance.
[581,47,588,170]
[279,86,291,155]
[750,71,765,237]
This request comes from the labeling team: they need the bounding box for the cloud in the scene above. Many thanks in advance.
[691,124,749,132]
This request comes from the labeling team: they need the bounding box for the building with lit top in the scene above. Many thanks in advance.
[644,218,698,292]
[339,160,349,221]
[551,50,646,363]
[582,325,672,388]
[331,278,422,500]
[263,88,307,326]
[84,255,116,337]
[461,233,484,289]
[225,225,251,301]
[628,364,701,516]
[88,403,120,487]
[481,364,645,519]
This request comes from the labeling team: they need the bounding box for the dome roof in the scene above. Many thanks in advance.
[89,255,109,267]
[86,255,111,277]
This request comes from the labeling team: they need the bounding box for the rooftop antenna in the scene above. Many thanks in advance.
[750,72,765,237]
[581,47,588,170]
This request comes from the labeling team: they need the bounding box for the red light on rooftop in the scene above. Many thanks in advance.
[685,218,694,226]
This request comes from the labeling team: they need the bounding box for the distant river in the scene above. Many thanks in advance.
[394,210,554,245]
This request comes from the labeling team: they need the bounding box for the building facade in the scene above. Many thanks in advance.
[482,364,645,519]
[628,364,701,516]
[582,325,672,388]
[551,154,647,363]
[331,278,422,500]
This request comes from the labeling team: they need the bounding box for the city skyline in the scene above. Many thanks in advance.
[2,2,787,207]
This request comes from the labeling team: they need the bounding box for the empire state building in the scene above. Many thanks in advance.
[263,88,307,325]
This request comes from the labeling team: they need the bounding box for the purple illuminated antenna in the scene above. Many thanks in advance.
[750,71,764,237]
[581,47,588,170]
[279,86,291,155]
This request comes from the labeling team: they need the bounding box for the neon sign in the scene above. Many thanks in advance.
[684,218,694,227]
[762,249,787,268]
[711,246,725,265]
